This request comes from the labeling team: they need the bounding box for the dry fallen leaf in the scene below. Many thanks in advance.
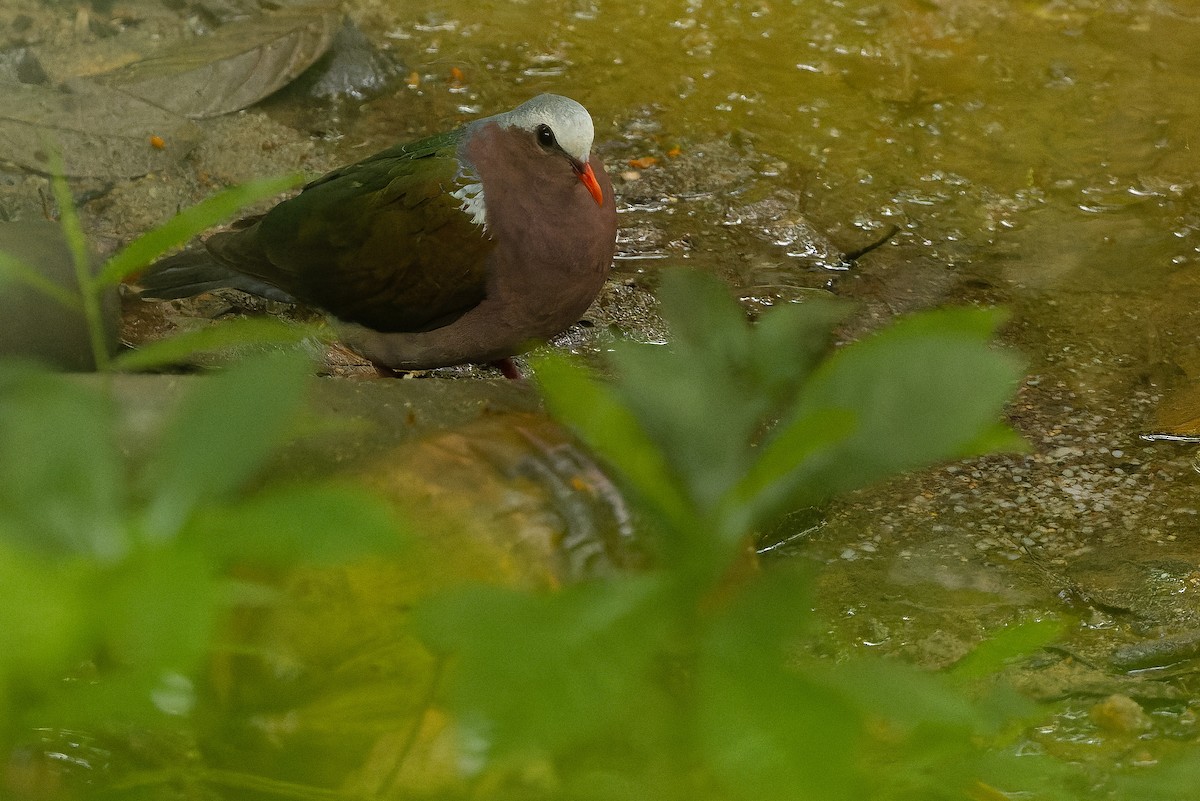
[94,3,340,119]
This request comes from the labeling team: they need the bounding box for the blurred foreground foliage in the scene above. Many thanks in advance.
[0,353,407,740]
[419,271,1069,801]
[0,171,407,792]
[0,179,1177,800]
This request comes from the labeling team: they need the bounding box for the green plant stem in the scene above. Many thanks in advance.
[382,655,449,794]
[111,767,366,800]
[47,163,111,373]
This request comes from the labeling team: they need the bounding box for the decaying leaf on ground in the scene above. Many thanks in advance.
[93,3,340,119]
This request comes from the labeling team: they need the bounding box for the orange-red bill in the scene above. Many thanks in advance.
[576,161,604,206]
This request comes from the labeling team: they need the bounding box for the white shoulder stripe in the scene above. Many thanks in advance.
[451,181,487,228]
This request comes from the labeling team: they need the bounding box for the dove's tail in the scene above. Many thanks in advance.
[133,248,296,303]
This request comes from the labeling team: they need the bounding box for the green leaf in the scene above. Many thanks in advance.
[39,666,201,730]
[654,268,752,368]
[0,249,83,311]
[746,293,849,409]
[827,658,1031,801]
[699,665,865,801]
[0,545,89,685]
[533,354,695,538]
[140,351,311,540]
[698,570,865,801]
[571,273,847,519]
[947,617,1064,682]
[418,576,666,752]
[113,317,325,372]
[605,272,763,512]
[186,483,408,565]
[0,363,128,559]
[97,173,304,287]
[608,340,755,513]
[834,659,991,732]
[720,407,856,538]
[972,750,1086,801]
[33,545,222,728]
[1114,756,1200,801]
[96,545,218,669]
[958,420,1030,458]
[783,306,1027,503]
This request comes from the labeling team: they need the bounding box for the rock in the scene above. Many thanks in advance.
[0,47,47,84]
[92,370,642,798]
[292,17,401,101]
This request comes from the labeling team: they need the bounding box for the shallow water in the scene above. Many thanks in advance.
[356,0,1200,296]
[340,1,1200,425]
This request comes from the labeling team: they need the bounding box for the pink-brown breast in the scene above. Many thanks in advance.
[464,122,618,347]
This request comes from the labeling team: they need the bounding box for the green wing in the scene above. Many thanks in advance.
[208,129,494,333]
